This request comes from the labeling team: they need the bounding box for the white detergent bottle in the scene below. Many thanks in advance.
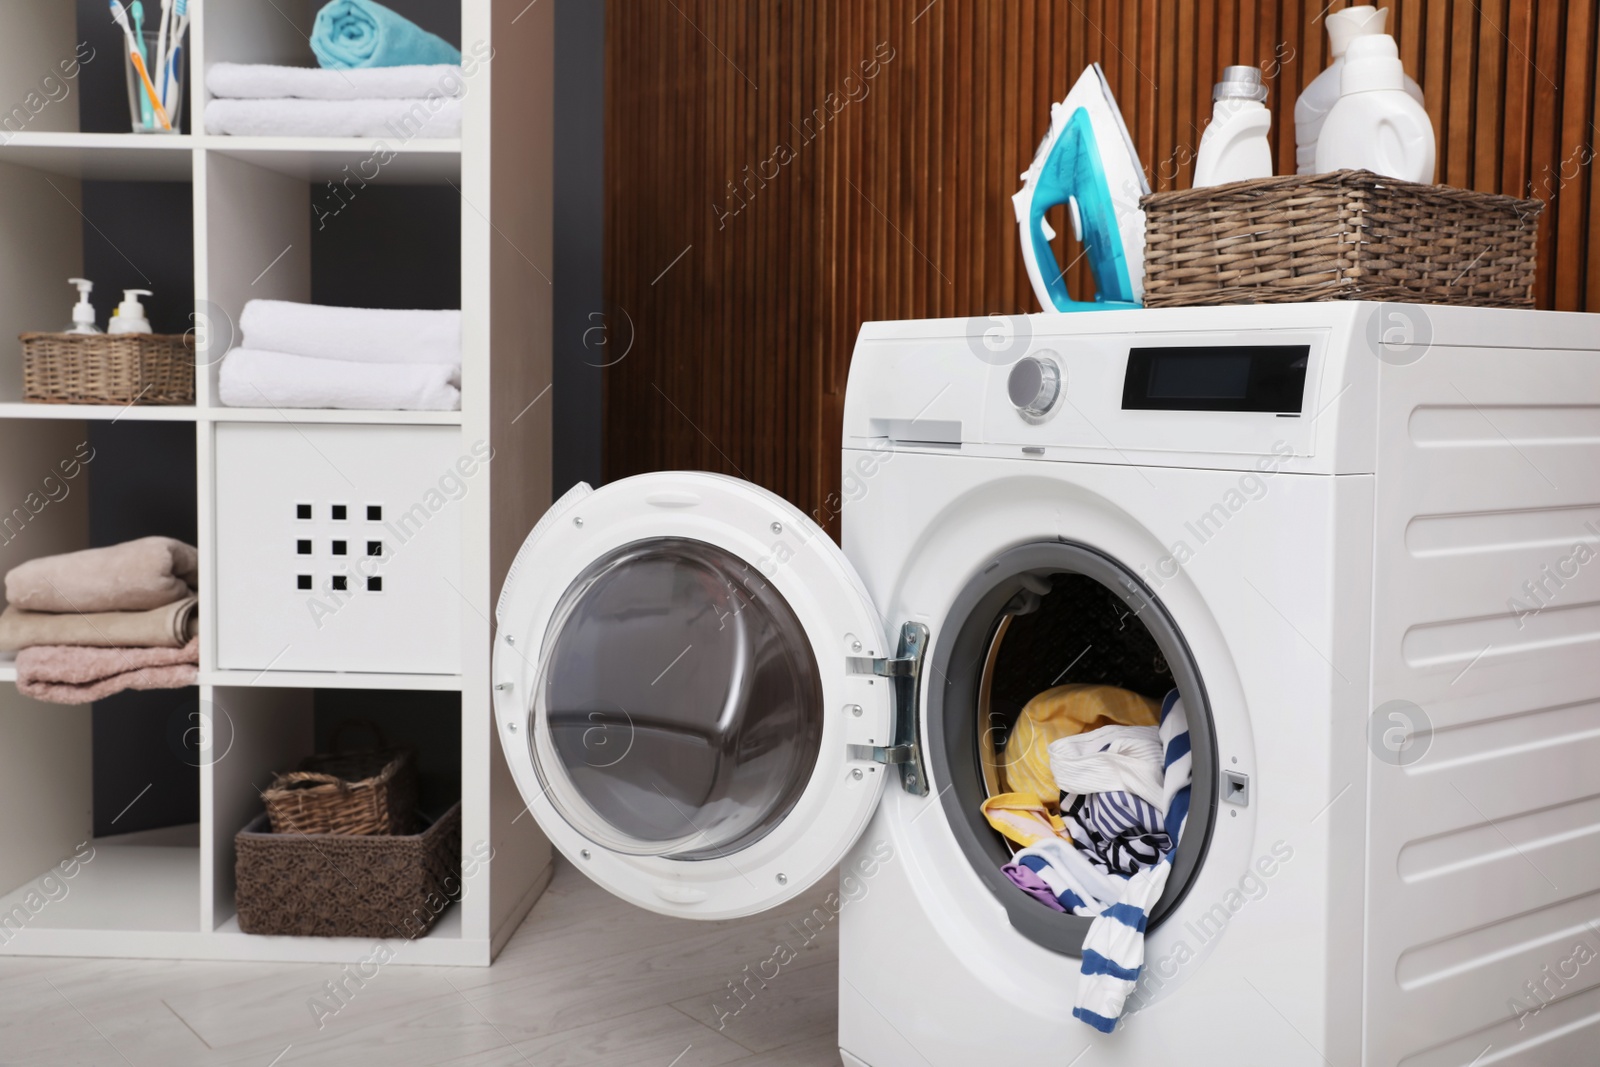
[1295,5,1424,174]
[1192,66,1273,188]
[107,289,154,335]
[1315,34,1436,183]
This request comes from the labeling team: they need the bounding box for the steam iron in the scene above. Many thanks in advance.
[1013,64,1150,312]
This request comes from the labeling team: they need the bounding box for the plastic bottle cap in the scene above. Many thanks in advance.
[1214,65,1268,103]
[1326,5,1389,58]
[1341,34,1406,93]
[117,289,152,319]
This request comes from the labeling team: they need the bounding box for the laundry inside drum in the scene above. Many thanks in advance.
[926,540,1216,961]
[977,570,1177,849]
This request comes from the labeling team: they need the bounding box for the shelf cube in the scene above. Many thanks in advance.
[214,425,469,674]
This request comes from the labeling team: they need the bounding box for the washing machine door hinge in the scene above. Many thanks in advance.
[847,621,930,797]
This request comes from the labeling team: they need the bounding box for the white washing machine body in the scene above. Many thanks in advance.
[493,303,1600,1066]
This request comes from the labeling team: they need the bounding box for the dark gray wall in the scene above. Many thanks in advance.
[553,0,605,493]
[78,181,194,333]
[86,423,200,837]
[310,185,462,310]
[313,691,462,819]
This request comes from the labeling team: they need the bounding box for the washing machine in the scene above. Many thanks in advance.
[492,302,1600,1066]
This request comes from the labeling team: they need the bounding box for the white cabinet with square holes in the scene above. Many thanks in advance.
[215,425,466,675]
[0,0,555,966]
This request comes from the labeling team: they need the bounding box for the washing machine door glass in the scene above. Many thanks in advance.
[536,537,822,859]
[494,473,896,919]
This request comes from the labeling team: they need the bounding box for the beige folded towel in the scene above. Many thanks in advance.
[0,598,198,652]
[5,537,198,613]
[15,638,199,705]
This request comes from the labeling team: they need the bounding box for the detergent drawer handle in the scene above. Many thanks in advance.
[846,621,930,797]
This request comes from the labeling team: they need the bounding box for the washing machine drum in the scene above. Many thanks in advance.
[924,539,1219,955]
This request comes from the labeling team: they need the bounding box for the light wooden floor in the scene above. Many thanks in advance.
[0,859,843,1066]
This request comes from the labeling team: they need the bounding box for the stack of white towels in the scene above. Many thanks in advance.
[218,300,461,411]
[204,63,463,139]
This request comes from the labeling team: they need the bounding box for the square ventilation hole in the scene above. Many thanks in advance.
[331,504,348,521]
[367,505,382,521]
[296,575,312,591]
[367,576,383,592]
[367,541,383,557]
[295,503,312,520]
[297,539,312,555]
[332,540,348,556]
[331,575,348,591]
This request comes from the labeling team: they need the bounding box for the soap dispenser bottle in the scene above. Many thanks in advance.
[1295,5,1423,174]
[107,290,154,335]
[1192,66,1274,188]
[1314,34,1436,183]
[65,278,101,334]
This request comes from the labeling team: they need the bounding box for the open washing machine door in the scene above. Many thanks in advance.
[493,472,920,920]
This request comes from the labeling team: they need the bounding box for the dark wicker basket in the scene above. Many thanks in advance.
[1140,170,1542,309]
[262,720,418,836]
[19,332,195,405]
[235,803,462,939]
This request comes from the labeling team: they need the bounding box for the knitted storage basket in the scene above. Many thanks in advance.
[261,719,418,836]
[234,803,461,939]
[19,332,195,405]
[1140,170,1541,308]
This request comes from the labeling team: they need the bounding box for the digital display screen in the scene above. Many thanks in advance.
[1147,354,1253,399]
[1123,345,1309,413]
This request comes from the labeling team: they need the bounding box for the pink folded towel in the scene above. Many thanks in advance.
[15,639,199,705]
[5,537,198,613]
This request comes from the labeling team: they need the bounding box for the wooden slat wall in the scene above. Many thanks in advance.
[605,0,1600,535]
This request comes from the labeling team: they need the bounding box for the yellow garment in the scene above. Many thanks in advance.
[981,792,1070,848]
[1001,684,1160,807]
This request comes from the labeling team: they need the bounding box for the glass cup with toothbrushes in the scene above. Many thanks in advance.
[115,0,190,134]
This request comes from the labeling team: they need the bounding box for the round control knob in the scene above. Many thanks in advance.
[1008,356,1061,418]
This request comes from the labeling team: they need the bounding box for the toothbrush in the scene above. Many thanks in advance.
[164,45,183,118]
[110,0,171,131]
[131,1,153,129]
[162,0,190,119]
[155,0,172,106]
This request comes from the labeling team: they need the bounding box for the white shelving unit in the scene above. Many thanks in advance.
[0,1,553,965]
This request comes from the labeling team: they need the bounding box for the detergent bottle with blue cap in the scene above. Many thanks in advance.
[1013,64,1149,314]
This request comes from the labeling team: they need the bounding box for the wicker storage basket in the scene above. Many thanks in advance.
[262,720,418,836]
[235,803,462,939]
[1140,170,1542,309]
[19,332,195,405]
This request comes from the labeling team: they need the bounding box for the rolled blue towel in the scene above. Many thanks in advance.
[311,0,461,70]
